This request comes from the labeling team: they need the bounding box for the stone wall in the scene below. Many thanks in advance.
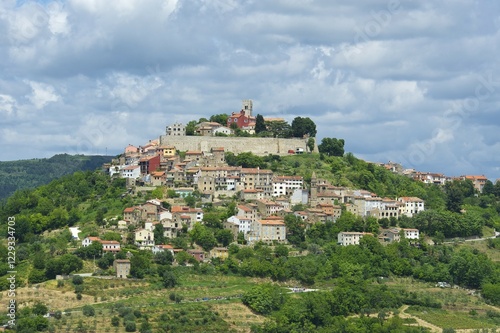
[159,135,318,156]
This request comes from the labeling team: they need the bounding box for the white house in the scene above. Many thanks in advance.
[135,229,155,250]
[100,240,121,253]
[121,165,141,179]
[152,244,174,256]
[337,232,372,246]
[272,176,303,197]
[226,216,253,234]
[247,219,287,244]
[82,237,101,247]
[212,126,234,136]
[398,197,425,217]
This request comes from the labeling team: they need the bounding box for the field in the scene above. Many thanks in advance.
[1,272,268,332]
[2,273,500,332]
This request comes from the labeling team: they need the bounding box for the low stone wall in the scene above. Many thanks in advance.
[159,135,317,156]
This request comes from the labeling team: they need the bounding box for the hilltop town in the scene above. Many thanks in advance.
[2,101,500,332]
[97,100,494,277]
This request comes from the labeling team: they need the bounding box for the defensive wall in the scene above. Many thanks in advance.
[159,135,318,156]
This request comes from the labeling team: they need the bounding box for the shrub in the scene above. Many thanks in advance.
[82,305,95,317]
[111,316,120,327]
[125,321,136,332]
[72,275,84,285]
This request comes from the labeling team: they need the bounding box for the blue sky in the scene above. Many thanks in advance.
[1,0,500,180]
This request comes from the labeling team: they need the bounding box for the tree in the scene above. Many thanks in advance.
[482,283,500,305]
[216,229,234,247]
[203,212,223,229]
[184,194,196,208]
[155,251,174,265]
[153,223,166,245]
[32,302,48,316]
[125,321,136,332]
[162,269,179,288]
[82,305,95,317]
[307,137,315,152]
[255,114,266,133]
[284,214,305,246]
[130,252,152,279]
[274,244,289,258]
[45,254,83,279]
[266,120,291,138]
[185,120,197,135]
[291,117,317,137]
[111,316,120,327]
[318,138,345,156]
[242,284,287,315]
[209,114,229,126]
[190,223,217,251]
[72,275,84,285]
[445,180,475,212]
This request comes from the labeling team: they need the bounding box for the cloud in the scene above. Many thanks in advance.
[24,80,60,109]
[0,0,499,181]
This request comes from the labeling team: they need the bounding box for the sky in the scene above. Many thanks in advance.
[1,0,500,180]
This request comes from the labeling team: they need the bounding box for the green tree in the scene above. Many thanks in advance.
[482,283,500,305]
[255,114,266,134]
[111,316,120,327]
[32,302,48,316]
[153,223,166,245]
[242,284,287,315]
[130,252,152,279]
[307,137,315,152]
[162,269,179,288]
[185,120,197,135]
[210,114,229,126]
[82,305,95,317]
[319,138,345,156]
[155,251,174,265]
[266,120,291,138]
[125,321,136,332]
[284,214,305,246]
[184,194,196,208]
[216,229,234,247]
[291,116,317,137]
[190,223,217,251]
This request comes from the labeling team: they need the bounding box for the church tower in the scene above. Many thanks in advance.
[310,171,318,206]
[242,99,253,117]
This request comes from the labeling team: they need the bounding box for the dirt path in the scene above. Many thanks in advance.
[399,305,442,333]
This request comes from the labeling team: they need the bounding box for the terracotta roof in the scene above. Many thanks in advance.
[258,219,285,226]
[122,165,140,170]
[99,240,120,245]
[237,205,252,212]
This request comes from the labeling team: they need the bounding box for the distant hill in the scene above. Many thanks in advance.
[0,154,114,201]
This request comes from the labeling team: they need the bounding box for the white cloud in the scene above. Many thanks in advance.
[25,80,60,109]
[0,0,499,179]
[0,94,17,115]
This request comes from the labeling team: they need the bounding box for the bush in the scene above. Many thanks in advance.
[82,305,95,317]
[72,275,84,285]
[125,321,136,332]
[111,316,120,327]
[54,311,62,320]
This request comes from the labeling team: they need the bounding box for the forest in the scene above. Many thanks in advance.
[0,154,114,201]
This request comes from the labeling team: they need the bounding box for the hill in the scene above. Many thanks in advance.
[0,154,114,201]
[1,152,500,332]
